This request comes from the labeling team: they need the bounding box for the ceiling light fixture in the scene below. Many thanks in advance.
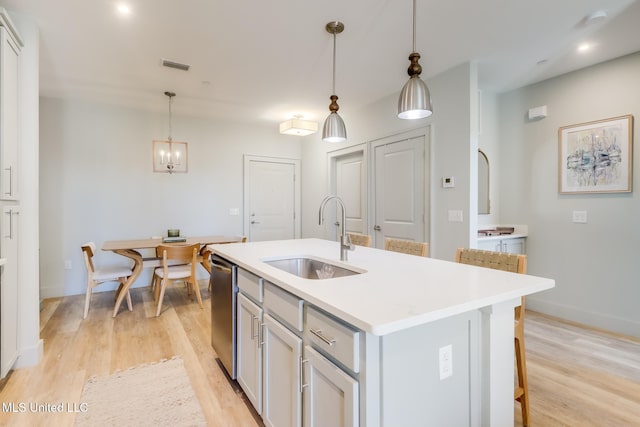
[578,43,591,52]
[280,115,318,136]
[322,21,347,143]
[117,4,131,15]
[397,0,433,120]
[153,91,188,174]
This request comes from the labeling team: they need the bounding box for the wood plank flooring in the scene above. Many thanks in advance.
[515,311,640,426]
[0,283,262,427]
[1,284,639,426]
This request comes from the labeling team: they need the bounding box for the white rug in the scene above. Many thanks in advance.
[75,356,207,427]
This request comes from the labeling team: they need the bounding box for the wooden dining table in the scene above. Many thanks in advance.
[102,235,245,317]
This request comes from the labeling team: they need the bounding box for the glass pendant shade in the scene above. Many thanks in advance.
[322,110,347,143]
[398,74,433,119]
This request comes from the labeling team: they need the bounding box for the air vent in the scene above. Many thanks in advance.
[161,59,190,71]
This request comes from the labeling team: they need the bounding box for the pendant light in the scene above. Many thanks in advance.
[397,0,433,119]
[322,21,347,143]
[152,91,188,174]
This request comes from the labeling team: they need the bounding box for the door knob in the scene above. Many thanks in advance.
[251,221,260,224]
[374,225,381,231]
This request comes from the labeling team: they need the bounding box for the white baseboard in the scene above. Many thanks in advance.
[15,338,44,369]
[526,297,640,339]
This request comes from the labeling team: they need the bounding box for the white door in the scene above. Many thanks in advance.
[372,133,428,249]
[244,156,300,242]
[237,293,263,414]
[327,146,367,241]
[263,314,303,427]
[303,345,359,427]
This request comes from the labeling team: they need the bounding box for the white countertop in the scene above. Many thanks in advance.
[209,238,554,336]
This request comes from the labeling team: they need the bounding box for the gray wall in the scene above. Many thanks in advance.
[497,52,640,337]
[39,98,302,297]
[302,61,479,260]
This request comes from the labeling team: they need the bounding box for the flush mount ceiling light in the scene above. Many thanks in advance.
[322,21,347,143]
[280,115,318,136]
[397,0,433,120]
[152,91,188,174]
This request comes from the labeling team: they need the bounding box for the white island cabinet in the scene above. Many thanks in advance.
[212,238,554,427]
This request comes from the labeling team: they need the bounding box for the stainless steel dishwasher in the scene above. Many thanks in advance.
[210,254,238,379]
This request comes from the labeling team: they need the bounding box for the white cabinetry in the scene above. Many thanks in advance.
[1,206,19,378]
[0,26,20,201]
[237,292,263,413]
[478,236,526,254]
[236,269,305,427]
[0,12,21,379]
[262,313,302,427]
[303,345,359,427]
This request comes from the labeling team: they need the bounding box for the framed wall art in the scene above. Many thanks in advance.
[558,115,633,194]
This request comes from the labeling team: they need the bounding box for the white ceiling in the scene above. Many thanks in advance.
[4,0,640,126]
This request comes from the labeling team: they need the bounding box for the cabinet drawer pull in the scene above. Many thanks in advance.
[310,328,336,346]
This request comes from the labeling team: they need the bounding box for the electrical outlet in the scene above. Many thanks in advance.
[439,344,453,380]
[64,260,72,270]
[572,210,587,223]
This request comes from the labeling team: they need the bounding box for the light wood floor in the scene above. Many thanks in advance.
[1,285,639,426]
[515,311,640,426]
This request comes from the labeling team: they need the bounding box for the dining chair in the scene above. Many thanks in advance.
[384,238,429,257]
[346,232,372,247]
[455,247,530,426]
[81,242,133,319]
[153,243,201,317]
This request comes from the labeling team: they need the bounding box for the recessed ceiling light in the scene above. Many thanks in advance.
[117,4,131,15]
[577,43,591,52]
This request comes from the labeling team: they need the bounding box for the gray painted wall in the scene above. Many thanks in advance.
[39,98,302,297]
[301,61,478,261]
[497,52,640,337]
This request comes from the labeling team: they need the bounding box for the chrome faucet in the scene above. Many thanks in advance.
[319,195,354,261]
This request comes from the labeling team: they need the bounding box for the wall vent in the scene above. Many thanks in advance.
[161,59,190,71]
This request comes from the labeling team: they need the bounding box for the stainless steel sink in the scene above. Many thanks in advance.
[263,257,362,280]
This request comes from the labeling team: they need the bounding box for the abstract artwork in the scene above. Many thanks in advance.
[558,115,633,194]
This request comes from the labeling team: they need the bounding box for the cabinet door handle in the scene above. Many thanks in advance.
[259,321,265,347]
[251,315,258,340]
[299,357,309,393]
[309,328,336,346]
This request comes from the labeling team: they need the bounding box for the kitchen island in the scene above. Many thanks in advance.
[209,238,554,427]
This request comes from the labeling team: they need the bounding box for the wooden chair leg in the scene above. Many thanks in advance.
[515,334,530,426]
[156,278,168,317]
[83,283,93,319]
[192,278,203,309]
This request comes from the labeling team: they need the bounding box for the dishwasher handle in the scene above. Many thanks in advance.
[211,261,232,274]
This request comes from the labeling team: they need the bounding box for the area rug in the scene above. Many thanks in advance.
[75,356,207,426]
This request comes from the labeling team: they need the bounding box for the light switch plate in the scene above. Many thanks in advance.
[229,208,240,216]
[448,210,463,222]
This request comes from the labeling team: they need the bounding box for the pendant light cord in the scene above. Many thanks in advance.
[332,31,337,95]
[168,94,173,142]
[412,0,417,53]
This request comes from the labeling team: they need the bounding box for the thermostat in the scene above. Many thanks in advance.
[442,176,455,188]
